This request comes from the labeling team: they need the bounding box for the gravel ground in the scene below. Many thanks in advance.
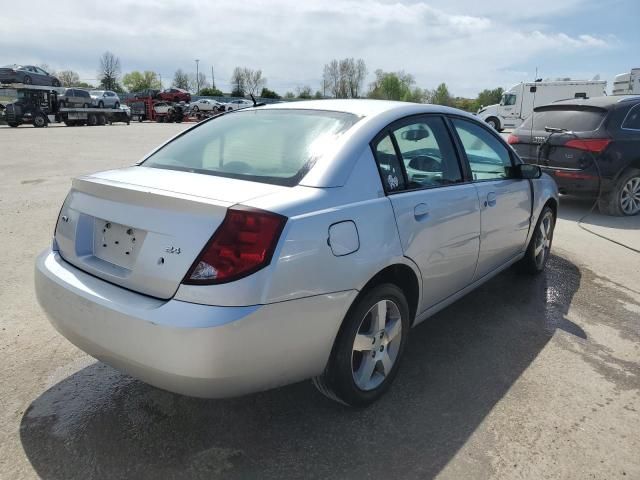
[0,122,638,479]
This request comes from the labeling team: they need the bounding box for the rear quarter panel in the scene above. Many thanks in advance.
[174,148,420,307]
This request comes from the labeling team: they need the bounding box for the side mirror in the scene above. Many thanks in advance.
[516,163,542,179]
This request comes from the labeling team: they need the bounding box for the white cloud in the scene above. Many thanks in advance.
[0,0,618,97]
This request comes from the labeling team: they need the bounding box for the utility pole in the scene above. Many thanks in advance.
[211,65,215,89]
[195,59,200,95]
[158,72,162,89]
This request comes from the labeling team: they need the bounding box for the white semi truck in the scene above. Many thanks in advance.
[477,80,607,131]
[612,68,640,95]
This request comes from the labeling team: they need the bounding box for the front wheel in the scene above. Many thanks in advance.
[114,102,120,109]
[192,105,199,112]
[313,284,410,407]
[485,117,500,130]
[33,114,47,128]
[517,205,555,274]
[23,75,32,85]
[98,101,104,108]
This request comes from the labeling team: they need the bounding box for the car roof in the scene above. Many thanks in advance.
[546,95,640,110]
[262,99,468,118]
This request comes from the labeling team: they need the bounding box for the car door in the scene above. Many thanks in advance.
[449,117,531,280]
[372,115,481,312]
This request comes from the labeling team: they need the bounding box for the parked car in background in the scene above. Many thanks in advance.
[35,99,558,406]
[133,89,160,100]
[190,98,225,112]
[226,98,253,110]
[158,88,191,103]
[0,64,61,86]
[510,95,640,216]
[153,102,173,114]
[90,90,121,109]
[57,88,92,108]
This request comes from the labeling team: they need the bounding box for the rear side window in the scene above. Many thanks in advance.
[621,104,640,130]
[521,107,606,132]
[143,109,359,186]
[373,135,406,192]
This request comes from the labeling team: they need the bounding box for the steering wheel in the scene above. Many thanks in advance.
[408,155,441,172]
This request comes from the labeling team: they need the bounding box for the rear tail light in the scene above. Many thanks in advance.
[564,138,611,153]
[183,207,287,285]
[507,134,520,144]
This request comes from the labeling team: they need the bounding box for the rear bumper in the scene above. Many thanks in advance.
[35,249,356,398]
[541,166,603,195]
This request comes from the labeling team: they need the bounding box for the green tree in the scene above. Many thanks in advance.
[122,71,161,92]
[284,91,295,99]
[367,70,422,102]
[260,87,280,99]
[199,87,224,96]
[296,85,313,99]
[431,83,454,106]
[474,87,504,111]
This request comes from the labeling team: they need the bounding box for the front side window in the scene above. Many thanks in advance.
[452,118,513,181]
[392,117,462,188]
[501,94,517,106]
[143,109,359,186]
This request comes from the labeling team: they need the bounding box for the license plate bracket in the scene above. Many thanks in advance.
[93,219,139,269]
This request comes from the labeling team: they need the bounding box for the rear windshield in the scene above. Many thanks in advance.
[142,109,360,186]
[521,107,606,132]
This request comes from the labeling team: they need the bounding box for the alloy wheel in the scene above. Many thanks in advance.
[620,176,640,215]
[534,210,554,268]
[351,299,402,391]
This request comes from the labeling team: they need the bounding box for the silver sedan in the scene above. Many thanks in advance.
[35,100,558,406]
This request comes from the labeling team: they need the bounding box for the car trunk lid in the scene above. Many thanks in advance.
[55,166,286,299]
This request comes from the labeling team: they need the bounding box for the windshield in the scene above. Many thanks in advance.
[520,107,606,132]
[142,109,360,186]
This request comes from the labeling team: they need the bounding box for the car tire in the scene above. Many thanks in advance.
[33,114,47,128]
[98,101,104,108]
[23,75,32,85]
[87,114,98,126]
[598,168,640,217]
[114,102,120,109]
[517,205,555,274]
[313,283,410,407]
[8,122,19,128]
[192,105,199,112]
[485,117,500,130]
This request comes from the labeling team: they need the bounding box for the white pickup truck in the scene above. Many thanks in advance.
[478,80,607,131]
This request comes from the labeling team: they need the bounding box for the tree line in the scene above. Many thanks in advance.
[51,52,504,111]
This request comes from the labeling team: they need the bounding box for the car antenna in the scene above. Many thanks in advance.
[249,94,266,108]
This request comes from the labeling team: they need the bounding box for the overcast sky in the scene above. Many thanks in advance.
[1,0,637,97]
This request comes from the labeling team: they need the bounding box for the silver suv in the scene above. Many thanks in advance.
[90,90,121,109]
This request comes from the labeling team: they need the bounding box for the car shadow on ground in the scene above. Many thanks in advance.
[20,255,583,480]
[558,195,640,230]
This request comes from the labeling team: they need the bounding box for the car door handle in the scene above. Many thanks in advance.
[485,192,497,207]
[413,203,430,219]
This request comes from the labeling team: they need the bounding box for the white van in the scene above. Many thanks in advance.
[478,80,607,131]
[612,69,640,95]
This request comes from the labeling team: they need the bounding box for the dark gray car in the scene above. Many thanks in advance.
[0,65,61,86]
[57,89,92,108]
